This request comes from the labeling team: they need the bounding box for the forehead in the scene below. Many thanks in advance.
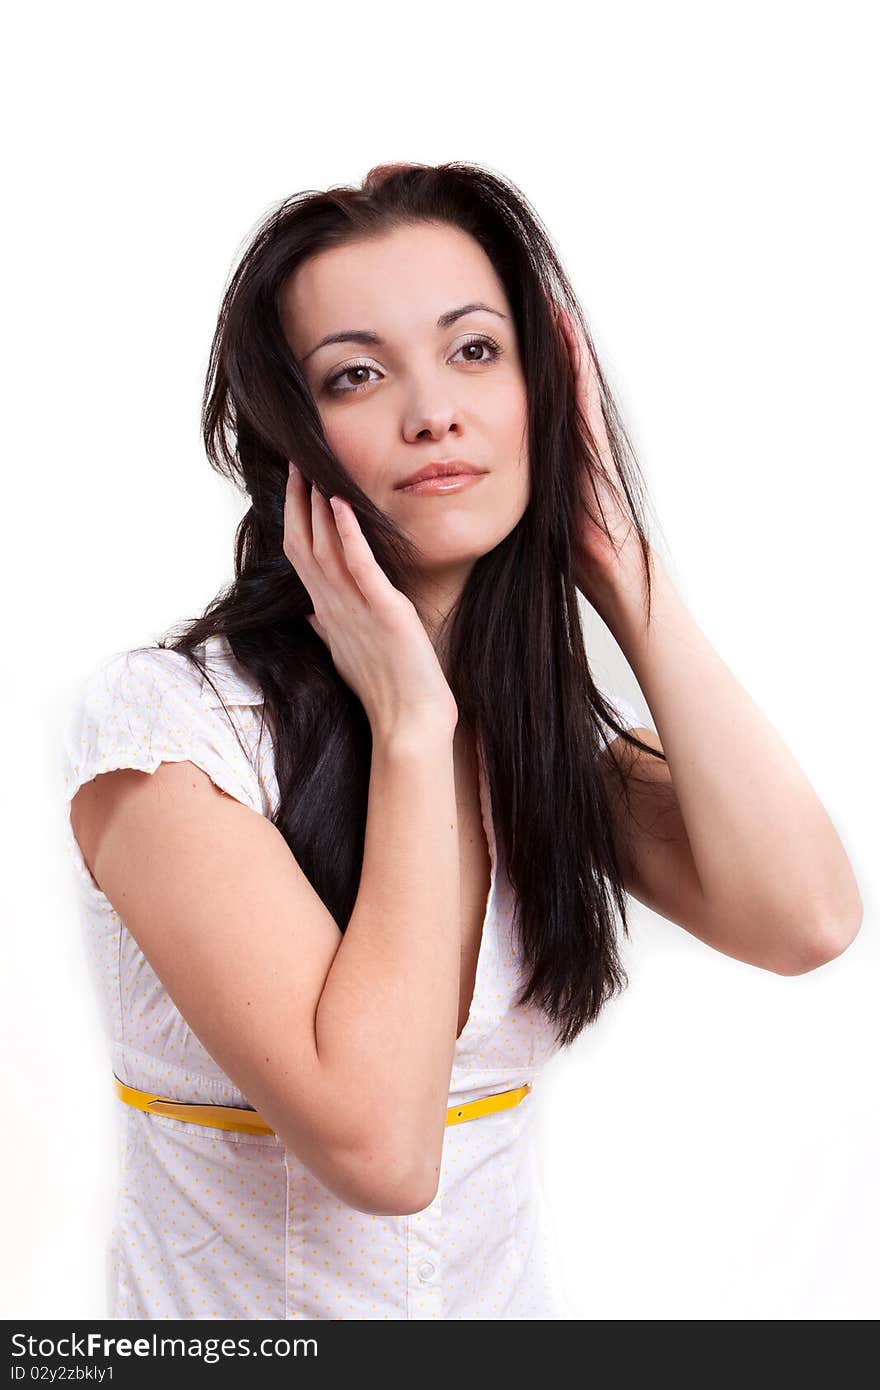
[280,224,505,354]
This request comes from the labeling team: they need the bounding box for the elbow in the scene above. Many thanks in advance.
[273,1118,439,1218]
[777,898,864,976]
[366,1144,439,1215]
[387,1177,439,1216]
[349,1163,438,1217]
[332,1142,439,1217]
[348,1118,442,1215]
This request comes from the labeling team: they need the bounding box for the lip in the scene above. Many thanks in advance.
[396,460,487,490]
[398,472,487,497]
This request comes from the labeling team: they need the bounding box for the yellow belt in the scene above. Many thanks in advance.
[112,1073,532,1136]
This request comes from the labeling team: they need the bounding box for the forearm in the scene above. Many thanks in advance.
[314,724,460,1198]
[591,550,862,946]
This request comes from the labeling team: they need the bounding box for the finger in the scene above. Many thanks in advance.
[284,467,339,627]
[285,464,346,581]
[325,494,401,611]
[309,482,357,590]
[284,464,319,577]
[284,462,310,557]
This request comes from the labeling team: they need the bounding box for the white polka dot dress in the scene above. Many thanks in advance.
[59,634,643,1320]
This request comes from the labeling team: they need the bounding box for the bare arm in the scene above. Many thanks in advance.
[71,466,465,1218]
[71,716,459,1218]
[314,722,460,1208]
[590,554,862,973]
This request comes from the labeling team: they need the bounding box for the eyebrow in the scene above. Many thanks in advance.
[300,301,509,362]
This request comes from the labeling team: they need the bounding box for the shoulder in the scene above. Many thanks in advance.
[62,635,267,812]
[72,642,196,710]
[74,634,264,721]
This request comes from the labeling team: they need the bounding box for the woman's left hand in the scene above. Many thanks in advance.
[555,306,641,598]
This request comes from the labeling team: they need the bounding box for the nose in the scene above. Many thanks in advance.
[405,408,463,445]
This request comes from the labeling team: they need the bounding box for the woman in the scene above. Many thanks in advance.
[61,161,862,1320]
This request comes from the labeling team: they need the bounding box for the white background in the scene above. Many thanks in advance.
[2,0,876,1320]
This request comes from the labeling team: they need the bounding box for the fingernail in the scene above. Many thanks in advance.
[288,461,296,476]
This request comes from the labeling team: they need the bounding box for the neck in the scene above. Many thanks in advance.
[410,571,468,677]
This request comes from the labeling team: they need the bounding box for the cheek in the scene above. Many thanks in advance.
[321,417,379,488]
[501,384,529,447]
[503,395,530,480]
[506,399,531,511]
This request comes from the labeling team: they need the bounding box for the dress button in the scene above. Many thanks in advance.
[417,1260,435,1281]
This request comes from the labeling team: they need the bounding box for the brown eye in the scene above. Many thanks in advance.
[324,334,504,396]
[324,362,377,394]
[457,337,500,363]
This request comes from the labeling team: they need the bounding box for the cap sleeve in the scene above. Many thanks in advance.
[60,647,263,897]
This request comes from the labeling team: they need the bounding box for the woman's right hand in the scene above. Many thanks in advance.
[283,463,459,741]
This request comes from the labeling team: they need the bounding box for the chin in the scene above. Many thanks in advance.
[417,531,511,575]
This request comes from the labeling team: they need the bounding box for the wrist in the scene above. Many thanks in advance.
[578,544,660,626]
[371,715,457,759]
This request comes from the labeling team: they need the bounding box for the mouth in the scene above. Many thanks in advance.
[397,473,488,497]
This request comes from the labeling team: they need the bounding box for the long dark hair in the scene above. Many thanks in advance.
[146,160,666,1049]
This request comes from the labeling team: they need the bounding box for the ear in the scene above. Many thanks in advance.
[555,305,583,378]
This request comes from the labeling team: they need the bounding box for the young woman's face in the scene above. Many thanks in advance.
[281,223,530,571]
